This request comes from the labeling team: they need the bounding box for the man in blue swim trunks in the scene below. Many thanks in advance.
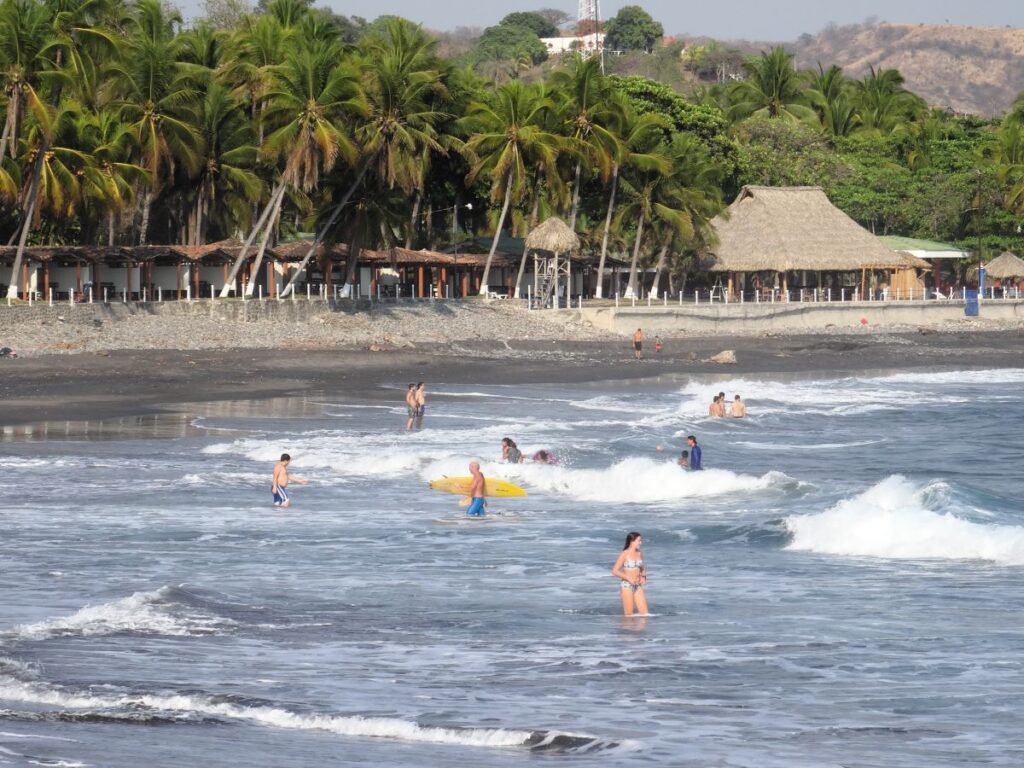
[466,461,487,517]
[272,453,307,508]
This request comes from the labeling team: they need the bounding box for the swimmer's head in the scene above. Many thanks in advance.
[280,453,291,462]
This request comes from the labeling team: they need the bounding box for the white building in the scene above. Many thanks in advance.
[540,32,605,56]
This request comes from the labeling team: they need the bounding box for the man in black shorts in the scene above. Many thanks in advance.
[632,328,643,360]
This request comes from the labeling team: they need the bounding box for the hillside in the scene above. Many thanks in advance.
[791,22,1024,116]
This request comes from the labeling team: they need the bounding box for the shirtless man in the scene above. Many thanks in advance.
[731,395,746,418]
[414,382,427,426]
[272,453,307,508]
[405,383,418,430]
[466,461,487,517]
[632,328,643,360]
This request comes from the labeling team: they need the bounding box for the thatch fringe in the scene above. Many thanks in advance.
[708,186,915,272]
[984,251,1024,279]
[525,217,580,254]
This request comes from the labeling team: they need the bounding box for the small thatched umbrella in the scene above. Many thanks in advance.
[523,217,580,307]
[984,251,1024,281]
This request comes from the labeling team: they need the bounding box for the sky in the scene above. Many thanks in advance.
[182,0,1024,40]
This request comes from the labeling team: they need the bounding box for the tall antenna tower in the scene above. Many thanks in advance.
[576,0,603,72]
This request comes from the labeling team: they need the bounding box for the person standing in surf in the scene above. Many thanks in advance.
[612,532,649,616]
[466,461,487,517]
[272,454,307,508]
[632,328,644,360]
[414,382,427,427]
[405,383,418,430]
[687,436,703,470]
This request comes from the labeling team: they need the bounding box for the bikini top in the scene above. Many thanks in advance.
[623,557,644,569]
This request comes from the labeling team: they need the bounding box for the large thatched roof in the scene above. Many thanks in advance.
[525,217,579,254]
[984,251,1024,279]
[708,186,912,272]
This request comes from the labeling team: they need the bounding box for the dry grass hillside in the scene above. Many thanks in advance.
[792,23,1024,116]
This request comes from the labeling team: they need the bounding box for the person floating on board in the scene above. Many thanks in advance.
[272,453,307,508]
[466,461,487,517]
[731,395,746,418]
[686,436,703,470]
[633,328,643,360]
[612,531,649,617]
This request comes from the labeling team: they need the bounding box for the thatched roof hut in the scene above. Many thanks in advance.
[525,217,579,254]
[708,186,911,273]
[984,251,1024,279]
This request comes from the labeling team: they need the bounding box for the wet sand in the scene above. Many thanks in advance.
[2,330,1023,427]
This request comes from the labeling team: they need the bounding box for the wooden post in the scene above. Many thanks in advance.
[781,271,788,301]
[176,262,182,299]
[42,261,50,298]
[21,261,28,300]
[461,271,468,297]
[417,266,424,299]
[223,263,228,294]
[75,260,82,294]
[266,260,274,298]
[860,268,866,299]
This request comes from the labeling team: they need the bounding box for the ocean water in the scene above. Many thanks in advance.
[2,368,1024,767]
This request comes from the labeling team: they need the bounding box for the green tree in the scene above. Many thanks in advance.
[459,79,562,294]
[727,47,816,124]
[852,67,925,136]
[475,22,547,70]
[805,64,859,137]
[603,5,663,53]
[499,12,558,38]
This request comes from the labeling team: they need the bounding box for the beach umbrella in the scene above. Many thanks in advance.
[983,251,1024,280]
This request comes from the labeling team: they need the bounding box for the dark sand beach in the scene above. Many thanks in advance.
[2,330,1022,426]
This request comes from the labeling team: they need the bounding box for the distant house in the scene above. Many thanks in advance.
[540,32,605,55]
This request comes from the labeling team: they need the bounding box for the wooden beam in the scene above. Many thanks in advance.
[417,266,424,298]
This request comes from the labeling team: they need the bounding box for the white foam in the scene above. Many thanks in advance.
[10,588,235,640]
[786,475,1024,565]
[0,681,536,748]
[424,456,795,504]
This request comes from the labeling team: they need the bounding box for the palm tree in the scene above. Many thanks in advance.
[647,134,723,298]
[282,17,448,298]
[594,106,668,298]
[805,64,859,137]
[549,55,622,229]
[727,47,816,124]
[459,79,562,295]
[220,37,360,296]
[116,0,200,245]
[993,122,1024,213]
[852,66,925,136]
[0,0,50,161]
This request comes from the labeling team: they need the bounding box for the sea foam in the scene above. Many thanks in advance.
[786,475,1024,565]
[10,587,235,641]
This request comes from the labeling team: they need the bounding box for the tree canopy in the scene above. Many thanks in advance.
[604,5,664,53]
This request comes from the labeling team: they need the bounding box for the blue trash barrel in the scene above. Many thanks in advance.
[964,289,979,317]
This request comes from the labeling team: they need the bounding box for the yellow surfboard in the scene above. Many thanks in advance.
[429,476,527,498]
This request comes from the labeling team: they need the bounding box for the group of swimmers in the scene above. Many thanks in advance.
[709,392,745,418]
[405,382,427,430]
[500,437,559,465]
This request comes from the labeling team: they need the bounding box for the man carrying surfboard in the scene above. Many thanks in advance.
[466,461,487,517]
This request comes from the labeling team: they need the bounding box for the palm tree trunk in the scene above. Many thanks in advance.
[650,243,668,299]
[569,160,582,229]
[0,94,16,160]
[282,159,371,298]
[6,138,45,299]
[513,185,541,298]
[220,180,286,297]
[405,191,421,249]
[245,188,285,297]
[479,172,514,296]
[595,162,618,298]
[139,190,152,246]
[624,207,645,299]
[108,211,115,247]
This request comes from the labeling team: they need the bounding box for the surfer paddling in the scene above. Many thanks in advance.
[466,461,487,517]
[612,532,649,616]
[272,453,307,508]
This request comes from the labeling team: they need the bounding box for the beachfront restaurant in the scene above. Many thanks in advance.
[879,236,971,296]
[706,186,931,301]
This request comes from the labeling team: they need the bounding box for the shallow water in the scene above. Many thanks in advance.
[2,369,1024,766]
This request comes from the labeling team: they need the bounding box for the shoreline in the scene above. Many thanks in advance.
[3,330,1024,428]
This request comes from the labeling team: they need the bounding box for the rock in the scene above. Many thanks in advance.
[705,350,737,365]
[687,351,698,361]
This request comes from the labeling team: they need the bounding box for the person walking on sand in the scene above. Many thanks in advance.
[633,328,643,360]
[731,395,746,418]
[272,453,307,508]
[405,383,418,430]
[466,461,487,517]
[687,436,703,470]
[612,532,649,616]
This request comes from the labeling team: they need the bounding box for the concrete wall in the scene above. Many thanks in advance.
[579,300,1024,335]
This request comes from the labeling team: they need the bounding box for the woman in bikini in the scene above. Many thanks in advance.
[612,531,649,616]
